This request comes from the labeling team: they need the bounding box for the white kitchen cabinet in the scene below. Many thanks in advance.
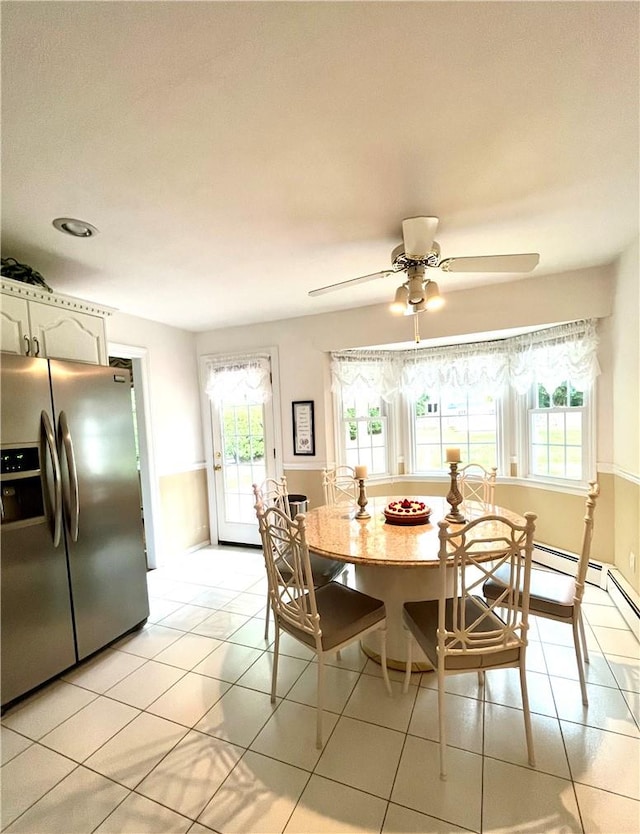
[1,277,112,365]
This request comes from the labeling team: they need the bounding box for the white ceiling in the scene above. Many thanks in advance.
[2,2,638,333]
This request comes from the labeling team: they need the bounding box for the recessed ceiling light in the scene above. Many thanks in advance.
[52,217,99,237]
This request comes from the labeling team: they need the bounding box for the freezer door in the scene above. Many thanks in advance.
[49,360,149,659]
[1,524,77,705]
[1,354,76,707]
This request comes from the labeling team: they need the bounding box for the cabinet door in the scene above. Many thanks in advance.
[28,301,107,364]
[0,294,31,356]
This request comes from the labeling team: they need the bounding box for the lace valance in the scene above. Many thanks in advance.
[330,351,401,403]
[332,320,600,401]
[508,319,600,395]
[204,353,272,404]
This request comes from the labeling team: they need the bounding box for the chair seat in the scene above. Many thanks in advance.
[275,552,345,587]
[280,582,385,652]
[403,597,521,671]
[483,563,576,620]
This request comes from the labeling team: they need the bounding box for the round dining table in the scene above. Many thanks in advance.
[303,494,528,670]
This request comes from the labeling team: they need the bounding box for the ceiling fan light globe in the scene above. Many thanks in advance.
[425,295,445,312]
[424,280,444,311]
[390,284,408,314]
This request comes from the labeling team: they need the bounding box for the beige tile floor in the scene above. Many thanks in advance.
[1,545,639,834]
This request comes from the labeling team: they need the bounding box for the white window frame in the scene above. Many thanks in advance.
[409,386,504,475]
[330,320,599,487]
[334,390,393,477]
[523,380,595,487]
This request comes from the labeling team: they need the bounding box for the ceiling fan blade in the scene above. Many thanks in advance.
[308,270,394,297]
[401,216,439,259]
[439,253,540,273]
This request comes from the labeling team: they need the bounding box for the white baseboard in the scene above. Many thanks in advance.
[533,544,640,641]
[606,569,640,640]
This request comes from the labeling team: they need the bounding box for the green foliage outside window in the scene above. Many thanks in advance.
[223,405,265,462]
[415,394,430,417]
[537,383,584,408]
[345,406,382,441]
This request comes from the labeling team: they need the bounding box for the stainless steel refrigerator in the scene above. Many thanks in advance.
[1,353,149,707]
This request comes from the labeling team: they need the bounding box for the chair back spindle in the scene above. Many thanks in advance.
[458,463,497,508]
[322,465,357,506]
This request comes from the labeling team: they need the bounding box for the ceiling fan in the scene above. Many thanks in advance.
[308,216,540,314]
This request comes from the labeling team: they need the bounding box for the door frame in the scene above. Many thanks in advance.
[200,346,283,546]
[108,342,163,569]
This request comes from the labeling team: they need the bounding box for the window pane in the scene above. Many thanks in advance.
[531,444,548,474]
[548,412,566,444]
[551,383,569,407]
[413,388,497,473]
[341,395,388,475]
[529,400,585,480]
[532,413,548,444]
[416,445,444,471]
[442,417,466,442]
[468,445,496,469]
[566,411,582,445]
[372,447,386,472]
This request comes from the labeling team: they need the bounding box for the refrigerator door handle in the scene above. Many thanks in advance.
[58,410,80,542]
[41,410,62,547]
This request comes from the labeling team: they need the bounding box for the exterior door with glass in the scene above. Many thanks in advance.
[208,356,276,546]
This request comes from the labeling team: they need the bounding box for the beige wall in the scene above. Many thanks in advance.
[197,265,614,468]
[107,312,204,472]
[198,264,619,560]
[611,237,640,592]
[103,255,637,577]
[107,312,210,562]
[159,469,210,554]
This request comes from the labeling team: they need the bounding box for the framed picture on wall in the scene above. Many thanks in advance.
[292,400,315,456]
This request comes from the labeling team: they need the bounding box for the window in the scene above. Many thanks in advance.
[340,394,388,475]
[529,380,586,480]
[330,319,598,486]
[414,388,498,472]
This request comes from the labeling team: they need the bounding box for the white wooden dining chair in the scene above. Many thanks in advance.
[402,511,537,778]
[322,465,358,506]
[252,479,346,640]
[458,463,498,508]
[483,480,600,706]
[255,499,392,748]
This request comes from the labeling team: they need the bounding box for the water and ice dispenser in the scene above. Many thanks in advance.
[0,447,45,525]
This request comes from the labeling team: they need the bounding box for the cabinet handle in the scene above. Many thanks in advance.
[23,335,31,356]
[32,336,40,356]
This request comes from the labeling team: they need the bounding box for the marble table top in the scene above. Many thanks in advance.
[303,495,528,568]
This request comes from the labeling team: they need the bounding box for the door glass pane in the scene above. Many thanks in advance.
[220,401,266,523]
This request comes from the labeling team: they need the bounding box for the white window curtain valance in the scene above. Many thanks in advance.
[508,319,600,395]
[330,351,401,403]
[331,319,600,401]
[401,341,509,399]
[204,353,272,405]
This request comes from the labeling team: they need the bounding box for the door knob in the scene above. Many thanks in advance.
[214,464,222,471]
